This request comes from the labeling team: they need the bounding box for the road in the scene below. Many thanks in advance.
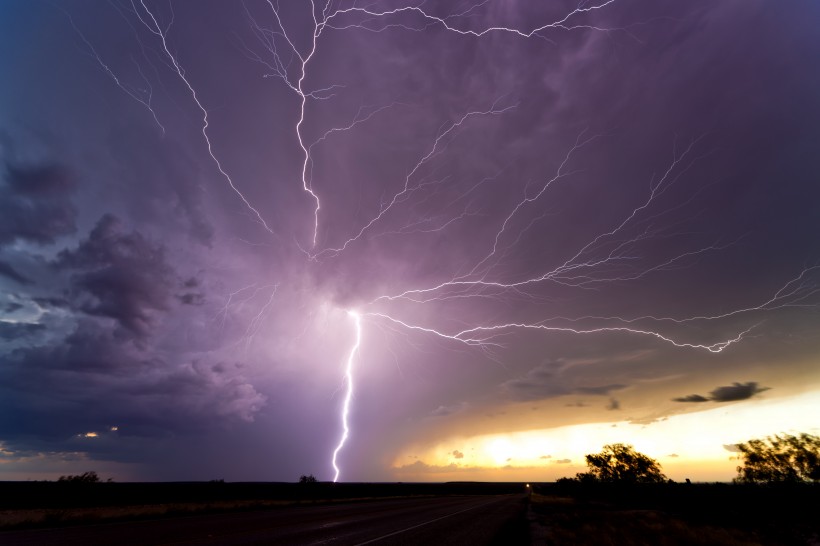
[0,495,529,545]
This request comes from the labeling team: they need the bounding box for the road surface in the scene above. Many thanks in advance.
[0,495,529,545]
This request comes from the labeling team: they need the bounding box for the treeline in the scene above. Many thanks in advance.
[559,432,819,486]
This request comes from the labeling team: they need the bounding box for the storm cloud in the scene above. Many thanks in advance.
[1,1,819,482]
[0,162,77,246]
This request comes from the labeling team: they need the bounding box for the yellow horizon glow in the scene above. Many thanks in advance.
[392,390,820,481]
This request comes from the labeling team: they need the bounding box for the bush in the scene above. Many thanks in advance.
[735,433,820,483]
[57,471,101,484]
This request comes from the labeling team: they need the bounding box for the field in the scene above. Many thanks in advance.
[0,481,521,530]
[1,481,818,545]
[530,482,820,546]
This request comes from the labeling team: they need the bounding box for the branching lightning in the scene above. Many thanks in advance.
[128,0,277,235]
[72,1,820,482]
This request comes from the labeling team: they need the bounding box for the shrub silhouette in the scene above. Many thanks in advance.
[577,443,666,484]
[299,474,318,484]
[735,432,820,483]
[57,471,101,483]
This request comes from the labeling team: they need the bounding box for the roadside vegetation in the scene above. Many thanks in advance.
[530,432,820,545]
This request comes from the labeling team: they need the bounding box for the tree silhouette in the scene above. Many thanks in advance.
[735,433,820,483]
[57,471,101,483]
[578,443,666,484]
[299,474,317,484]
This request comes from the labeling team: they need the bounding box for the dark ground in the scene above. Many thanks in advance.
[1,481,818,545]
[0,494,529,545]
[530,482,820,546]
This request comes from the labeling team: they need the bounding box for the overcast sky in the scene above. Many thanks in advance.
[1,0,819,482]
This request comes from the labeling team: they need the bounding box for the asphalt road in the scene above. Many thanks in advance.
[0,495,529,545]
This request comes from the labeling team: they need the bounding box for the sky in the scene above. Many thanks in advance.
[0,0,819,483]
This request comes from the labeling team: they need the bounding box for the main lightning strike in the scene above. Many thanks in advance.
[332,310,362,483]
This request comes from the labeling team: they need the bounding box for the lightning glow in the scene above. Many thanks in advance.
[63,1,820,484]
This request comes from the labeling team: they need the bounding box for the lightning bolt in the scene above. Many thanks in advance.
[249,0,628,251]
[67,2,820,484]
[332,310,362,483]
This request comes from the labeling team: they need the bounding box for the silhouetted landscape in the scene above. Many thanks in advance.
[3,3,820,544]
[3,436,819,543]
[1,479,818,545]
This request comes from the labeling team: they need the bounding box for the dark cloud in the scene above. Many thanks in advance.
[0,321,265,447]
[31,297,70,309]
[5,163,76,195]
[673,382,770,403]
[56,214,175,340]
[606,398,621,411]
[0,321,45,340]
[723,444,742,453]
[0,209,265,457]
[554,459,571,464]
[177,293,205,306]
[709,382,770,402]
[0,260,31,285]
[502,361,629,402]
[2,301,23,313]
[540,455,552,459]
[0,162,77,246]
[451,450,464,459]
[673,394,710,403]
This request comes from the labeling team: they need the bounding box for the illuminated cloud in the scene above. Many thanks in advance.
[395,461,460,474]
[431,402,469,417]
[0,1,818,483]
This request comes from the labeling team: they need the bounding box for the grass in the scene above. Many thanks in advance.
[0,499,299,530]
[529,493,767,546]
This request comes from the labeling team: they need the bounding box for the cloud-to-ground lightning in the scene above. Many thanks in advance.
[332,310,362,483]
[72,1,820,483]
